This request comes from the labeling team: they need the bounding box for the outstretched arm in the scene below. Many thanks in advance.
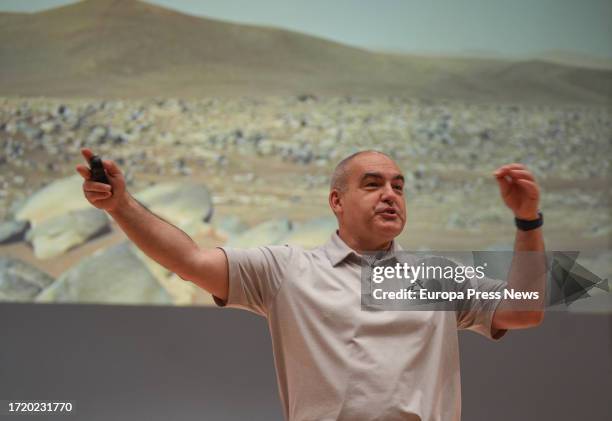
[76,148,229,301]
[491,163,546,330]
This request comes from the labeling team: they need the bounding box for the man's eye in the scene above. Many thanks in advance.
[366,183,379,187]
[393,185,403,190]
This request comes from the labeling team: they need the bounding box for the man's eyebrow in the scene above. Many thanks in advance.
[360,172,405,182]
[361,172,383,181]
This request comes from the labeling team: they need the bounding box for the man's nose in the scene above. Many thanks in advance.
[380,183,398,203]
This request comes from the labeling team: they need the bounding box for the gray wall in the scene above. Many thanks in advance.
[1,303,610,420]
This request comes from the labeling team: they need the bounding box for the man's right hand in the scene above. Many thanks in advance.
[76,147,128,212]
[75,147,230,302]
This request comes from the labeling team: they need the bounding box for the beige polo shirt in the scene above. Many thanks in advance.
[213,231,507,421]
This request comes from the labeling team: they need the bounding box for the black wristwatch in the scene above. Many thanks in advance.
[515,211,543,231]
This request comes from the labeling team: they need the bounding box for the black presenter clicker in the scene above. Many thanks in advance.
[89,155,110,185]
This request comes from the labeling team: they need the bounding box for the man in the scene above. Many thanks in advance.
[77,148,545,420]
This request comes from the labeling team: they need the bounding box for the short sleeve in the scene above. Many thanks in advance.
[212,245,294,317]
[456,275,508,341]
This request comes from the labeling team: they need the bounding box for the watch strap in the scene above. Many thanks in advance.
[515,211,543,231]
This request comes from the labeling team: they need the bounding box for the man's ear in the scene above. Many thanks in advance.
[329,189,343,216]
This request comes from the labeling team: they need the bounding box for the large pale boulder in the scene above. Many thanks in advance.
[25,208,110,259]
[14,175,89,225]
[134,182,213,238]
[0,257,55,302]
[213,215,248,242]
[280,216,337,249]
[35,242,172,305]
[226,218,293,248]
[127,243,212,306]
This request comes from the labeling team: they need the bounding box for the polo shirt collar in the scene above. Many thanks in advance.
[324,230,403,267]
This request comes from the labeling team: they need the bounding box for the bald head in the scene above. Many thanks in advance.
[330,150,395,193]
[328,149,407,250]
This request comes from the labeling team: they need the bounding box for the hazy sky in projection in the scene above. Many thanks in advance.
[2,0,611,59]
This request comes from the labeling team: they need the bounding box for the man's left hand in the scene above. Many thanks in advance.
[493,163,540,220]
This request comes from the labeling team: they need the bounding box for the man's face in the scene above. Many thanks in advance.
[331,153,407,246]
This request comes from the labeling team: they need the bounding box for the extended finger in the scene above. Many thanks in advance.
[83,180,112,192]
[76,164,91,179]
[81,148,94,163]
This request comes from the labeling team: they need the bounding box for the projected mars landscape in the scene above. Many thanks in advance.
[0,0,610,310]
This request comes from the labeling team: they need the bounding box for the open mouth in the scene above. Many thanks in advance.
[377,208,398,218]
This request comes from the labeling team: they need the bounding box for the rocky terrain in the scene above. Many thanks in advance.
[0,95,610,310]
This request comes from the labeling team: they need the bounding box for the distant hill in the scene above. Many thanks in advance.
[0,0,610,105]
[536,50,612,71]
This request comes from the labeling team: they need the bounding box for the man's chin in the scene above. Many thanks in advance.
[372,219,404,237]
